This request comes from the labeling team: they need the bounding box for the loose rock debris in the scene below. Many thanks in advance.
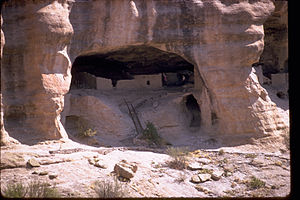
[0,142,290,198]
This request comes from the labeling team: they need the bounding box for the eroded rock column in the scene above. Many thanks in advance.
[2,0,73,142]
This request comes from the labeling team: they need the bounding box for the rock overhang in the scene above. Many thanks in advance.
[1,0,288,145]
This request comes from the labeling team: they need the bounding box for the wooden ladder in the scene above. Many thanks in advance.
[123,98,144,136]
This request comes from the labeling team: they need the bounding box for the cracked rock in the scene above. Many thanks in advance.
[114,160,138,179]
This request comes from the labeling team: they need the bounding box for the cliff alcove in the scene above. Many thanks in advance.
[0,1,290,198]
[70,45,194,90]
[64,45,202,146]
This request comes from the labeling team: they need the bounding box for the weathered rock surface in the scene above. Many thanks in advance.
[114,160,138,179]
[0,152,26,169]
[1,0,288,143]
[27,158,40,168]
[2,0,73,143]
[259,1,288,75]
[211,170,223,181]
[188,162,203,171]
[0,141,291,197]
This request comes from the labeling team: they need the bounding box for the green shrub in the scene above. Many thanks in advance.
[93,177,125,198]
[166,147,190,170]
[27,181,60,198]
[140,122,162,146]
[248,176,266,190]
[2,182,27,198]
[218,149,225,156]
[2,181,60,198]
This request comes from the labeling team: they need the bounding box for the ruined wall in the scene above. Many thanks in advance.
[1,0,288,144]
[117,74,162,90]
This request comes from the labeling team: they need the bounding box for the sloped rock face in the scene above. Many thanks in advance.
[1,0,287,143]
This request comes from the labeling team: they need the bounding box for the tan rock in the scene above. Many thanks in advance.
[27,158,40,168]
[0,152,26,169]
[187,162,203,171]
[2,0,73,143]
[114,160,138,179]
[1,0,288,143]
[190,175,201,184]
[191,174,211,183]
[211,170,223,181]
[198,174,211,183]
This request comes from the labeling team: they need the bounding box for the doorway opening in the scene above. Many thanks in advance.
[185,94,201,127]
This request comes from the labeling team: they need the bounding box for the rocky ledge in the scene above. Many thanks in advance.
[0,140,290,198]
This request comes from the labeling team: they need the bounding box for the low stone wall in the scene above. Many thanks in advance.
[96,74,162,90]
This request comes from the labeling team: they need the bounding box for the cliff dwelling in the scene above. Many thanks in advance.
[0,1,290,198]
[70,45,194,90]
[1,0,289,147]
[63,45,203,146]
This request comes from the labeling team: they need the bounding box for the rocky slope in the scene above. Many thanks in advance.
[0,139,290,198]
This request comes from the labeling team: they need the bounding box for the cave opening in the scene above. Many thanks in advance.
[70,45,194,90]
[185,94,201,127]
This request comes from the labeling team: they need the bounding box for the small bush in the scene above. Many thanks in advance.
[166,147,190,170]
[2,182,27,198]
[27,181,60,198]
[93,177,125,198]
[140,121,164,146]
[76,120,97,138]
[248,176,266,190]
[2,181,60,198]
[218,149,224,155]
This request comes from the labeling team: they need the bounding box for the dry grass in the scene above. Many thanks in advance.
[93,177,126,198]
[76,119,97,138]
[166,147,190,170]
[2,181,60,198]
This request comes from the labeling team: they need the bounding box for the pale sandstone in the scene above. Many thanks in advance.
[1,0,288,144]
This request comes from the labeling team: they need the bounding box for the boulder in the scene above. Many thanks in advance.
[198,174,211,183]
[27,158,40,168]
[211,170,223,181]
[190,174,211,183]
[190,175,201,184]
[114,160,138,179]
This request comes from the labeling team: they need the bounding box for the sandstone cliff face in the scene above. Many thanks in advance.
[2,0,73,142]
[259,1,288,76]
[1,0,287,144]
[67,0,287,136]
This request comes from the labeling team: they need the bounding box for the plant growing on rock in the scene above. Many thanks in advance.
[166,146,190,170]
[76,119,97,138]
[2,181,60,198]
[93,177,125,198]
[248,176,266,190]
[2,182,27,198]
[140,121,168,146]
